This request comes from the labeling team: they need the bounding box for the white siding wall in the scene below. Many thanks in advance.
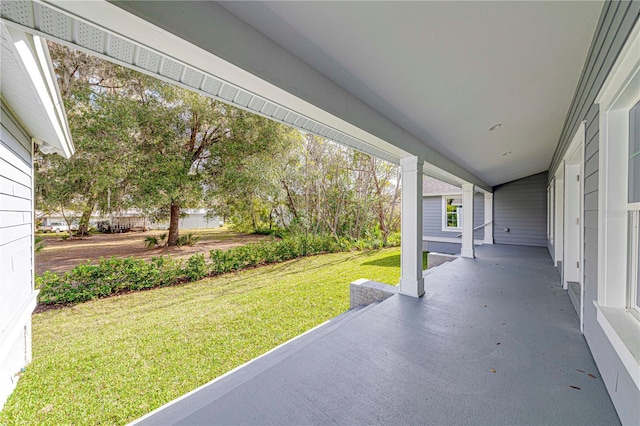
[0,102,37,408]
[178,213,221,230]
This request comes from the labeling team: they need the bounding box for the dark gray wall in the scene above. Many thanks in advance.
[547,2,640,424]
[493,172,548,247]
[422,241,483,255]
[422,193,484,240]
[423,241,460,255]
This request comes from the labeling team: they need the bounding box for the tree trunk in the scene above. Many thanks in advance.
[78,206,93,236]
[167,201,180,246]
[60,206,74,239]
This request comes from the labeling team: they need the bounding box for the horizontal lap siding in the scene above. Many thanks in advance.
[0,102,34,335]
[473,193,484,240]
[423,193,485,239]
[493,172,548,247]
[547,2,640,424]
[423,196,456,238]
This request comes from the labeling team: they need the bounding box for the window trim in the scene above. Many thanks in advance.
[441,194,463,232]
[594,17,640,389]
[629,210,640,320]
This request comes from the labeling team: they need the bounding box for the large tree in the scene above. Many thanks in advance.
[128,84,227,246]
[211,132,402,241]
[39,42,403,245]
[41,42,292,245]
[37,43,140,235]
[128,83,293,245]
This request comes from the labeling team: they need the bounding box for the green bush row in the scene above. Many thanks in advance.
[36,233,400,306]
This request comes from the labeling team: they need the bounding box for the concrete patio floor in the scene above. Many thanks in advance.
[133,245,619,425]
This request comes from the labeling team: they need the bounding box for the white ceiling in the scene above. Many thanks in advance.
[219,1,602,186]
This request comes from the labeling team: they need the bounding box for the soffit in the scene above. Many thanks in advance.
[220,1,602,186]
[1,22,71,157]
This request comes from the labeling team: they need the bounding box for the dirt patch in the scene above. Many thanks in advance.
[36,228,270,275]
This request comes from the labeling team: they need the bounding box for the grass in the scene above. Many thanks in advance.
[1,248,400,425]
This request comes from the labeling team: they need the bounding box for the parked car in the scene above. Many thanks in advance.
[38,222,70,233]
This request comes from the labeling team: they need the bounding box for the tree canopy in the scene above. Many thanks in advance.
[37,43,402,244]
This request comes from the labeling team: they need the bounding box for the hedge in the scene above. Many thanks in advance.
[36,233,399,306]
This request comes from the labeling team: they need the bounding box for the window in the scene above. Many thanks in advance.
[442,196,462,230]
[595,18,640,387]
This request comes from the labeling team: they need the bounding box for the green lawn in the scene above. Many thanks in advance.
[1,248,400,425]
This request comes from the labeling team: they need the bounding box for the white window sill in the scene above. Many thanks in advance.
[594,301,640,389]
[441,228,462,233]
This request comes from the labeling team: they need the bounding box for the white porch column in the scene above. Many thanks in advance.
[461,183,475,258]
[398,156,424,298]
[483,192,494,244]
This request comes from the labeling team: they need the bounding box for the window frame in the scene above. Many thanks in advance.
[441,194,463,232]
[629,210,640,319]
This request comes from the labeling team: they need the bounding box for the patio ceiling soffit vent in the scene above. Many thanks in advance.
[0,0,490,192]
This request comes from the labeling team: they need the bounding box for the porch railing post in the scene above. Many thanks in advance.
[484,192,494,244]
[398,156,424,298]
[461,183,475,258]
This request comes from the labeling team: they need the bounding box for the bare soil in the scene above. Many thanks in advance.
[35,228,270,275]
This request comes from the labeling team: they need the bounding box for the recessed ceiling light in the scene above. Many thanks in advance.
[502,151,512,156]
[489,123,502,131]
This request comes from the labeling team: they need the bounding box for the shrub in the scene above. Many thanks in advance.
[145,233,170,249]
[253,227,286,238]
[151,256,184,286]
[386,232,401,247]
[37,233,394,307]
[177,233,199,247]
[37,257,166,305]
[144,236,160,249]
[210,234,343,270]
[184,254,207,281]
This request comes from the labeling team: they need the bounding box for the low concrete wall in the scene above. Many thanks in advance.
[427,252,458,269]
[350,279,397,309]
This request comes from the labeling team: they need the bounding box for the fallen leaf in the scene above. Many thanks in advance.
[576,369,585,373]
[496,343,501,345]
[490,368,496,373]
[483,305,487,307]
[569,386,581,390]
[588,374,597,379]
